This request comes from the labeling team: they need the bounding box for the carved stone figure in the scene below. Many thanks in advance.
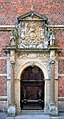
[10,29,18,46]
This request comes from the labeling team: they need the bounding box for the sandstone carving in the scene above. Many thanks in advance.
[18,18,45,48]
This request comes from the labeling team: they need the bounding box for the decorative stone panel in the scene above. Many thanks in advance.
[18,20,45,48]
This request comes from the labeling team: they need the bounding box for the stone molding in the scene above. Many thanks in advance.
[18,52,49,59]
[0,57,7,59]
[0,25,16,31]
[0,25,64,31]
[58,97,64,101]
[47,25,64,29]
[58,74,64,76]
[59,57,64,59]
[0,74,7,76]
[16,61,48,80]
[0,96,7,101]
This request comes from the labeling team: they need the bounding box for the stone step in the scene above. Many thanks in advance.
[6,110,49,119]
[50,117,60,119]
[6,110,62,119]
[6,115,50,119]
[21,110,44,115]
[6,117,15,119]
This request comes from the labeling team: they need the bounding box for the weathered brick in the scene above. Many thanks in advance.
[0,76,7,96]
[58,76,64,97]
[55,30,64,50]
[0,31,10,57]
[58,59,64,74]
[0,59,7,74]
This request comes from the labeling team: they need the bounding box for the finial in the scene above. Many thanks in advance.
[31,5,34,11]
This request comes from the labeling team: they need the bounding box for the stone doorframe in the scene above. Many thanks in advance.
[15,61,48,112]
[6,46,60,115]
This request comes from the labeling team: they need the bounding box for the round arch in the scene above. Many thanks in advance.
[16,61,48,80]
[15,61,48,111]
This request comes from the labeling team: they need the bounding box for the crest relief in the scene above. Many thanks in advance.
[9,11,55,49]
[17,11,49,49]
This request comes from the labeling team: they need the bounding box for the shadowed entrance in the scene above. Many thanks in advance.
[20,65,45,110]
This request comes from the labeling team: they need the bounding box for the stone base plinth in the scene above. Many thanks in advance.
[49,103,58,116]
[7,105,16,116]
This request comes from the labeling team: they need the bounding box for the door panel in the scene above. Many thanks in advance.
[20,66,44,110]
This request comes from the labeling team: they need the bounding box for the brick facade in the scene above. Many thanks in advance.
[0,31,10,96]
[58,76,64,97]
[0,0,64,25]
[0,76,7,96]
[0,0,64,100]
[0,59,7,74]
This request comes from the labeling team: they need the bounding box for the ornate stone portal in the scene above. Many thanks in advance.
[4,11,60,116]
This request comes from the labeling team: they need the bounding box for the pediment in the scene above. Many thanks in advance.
[17,11,48,22]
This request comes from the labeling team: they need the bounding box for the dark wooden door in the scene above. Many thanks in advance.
[20,66,44,110]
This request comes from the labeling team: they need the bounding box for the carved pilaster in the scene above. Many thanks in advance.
[7,53,11,80]
[49,60,55,103]
[10,60,15,105]
[48,47,58,115]
[7,61,16,116]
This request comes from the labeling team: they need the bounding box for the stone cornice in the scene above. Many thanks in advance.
[0,25,64,31]
[16,48,49,52]
[59,57,64,59]
[0,57,7,59]
[0,74,7,76]
[4,45,62,54]
[47,25,64,29]
[58,74,64,76]
[48,45,62,51]
[0,25,16,31]
[58,97,64,101]
[0,96,7,101]
[3,46,50,53]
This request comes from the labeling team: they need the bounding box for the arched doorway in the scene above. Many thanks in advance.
[20,65,45,110]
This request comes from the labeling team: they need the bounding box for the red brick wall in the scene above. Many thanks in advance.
[58,59,64,74]
[0,31,10,56]
[0,0,64,97]
[58,59,64,96]
[0,0,64,25]
[58,76,64,97]
[55,30,64,51]
[0,59,7,74]
[0,76,7,96]
[55,29,64,96]
[0,31,10,96]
